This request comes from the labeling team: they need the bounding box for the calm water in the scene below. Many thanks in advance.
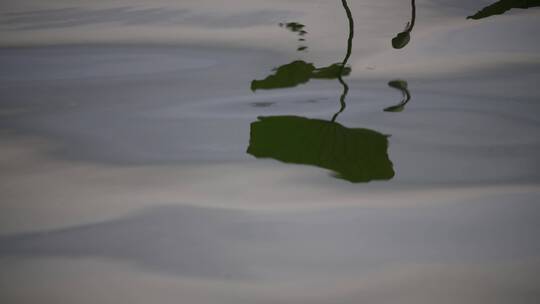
[1,1,540,303]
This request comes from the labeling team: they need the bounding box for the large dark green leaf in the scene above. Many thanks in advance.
[247,116,394,183]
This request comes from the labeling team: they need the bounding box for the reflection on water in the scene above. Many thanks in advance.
[1,1,540,303]
[392,0,415,49]
[250,61,351,91]
[251,0,354,94]
[248,0,395,183]
[250,101,275,108]
[251,17,350,90]
[384,80,411,113]
[331,0,355,122]
[247,116,394,183]
[279,22,308,51]
[279,22,307,36]
[467,0,540,20]
[390,0,540,49]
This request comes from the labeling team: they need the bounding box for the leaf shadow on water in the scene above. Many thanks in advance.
[467,0,540,20]
[279,21,308,51]
[250,61,351,91]
[247,0,395,183]
[247,116,395,183]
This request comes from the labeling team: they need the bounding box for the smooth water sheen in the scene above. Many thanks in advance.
[1,1,539,303]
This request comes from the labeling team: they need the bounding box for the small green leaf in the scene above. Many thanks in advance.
[392,32,410,49]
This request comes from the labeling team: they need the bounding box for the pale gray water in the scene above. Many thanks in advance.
[1,1,539,303]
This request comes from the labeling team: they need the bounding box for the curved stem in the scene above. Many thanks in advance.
[408,0,416,32]
[331,78,349,122]
[384,81,411,112]
[397,87,411,107]
[331,0,355,122]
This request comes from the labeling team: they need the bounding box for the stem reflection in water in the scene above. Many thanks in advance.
[247,0,395,183]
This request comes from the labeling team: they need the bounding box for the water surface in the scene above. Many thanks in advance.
[1,1,539,303]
